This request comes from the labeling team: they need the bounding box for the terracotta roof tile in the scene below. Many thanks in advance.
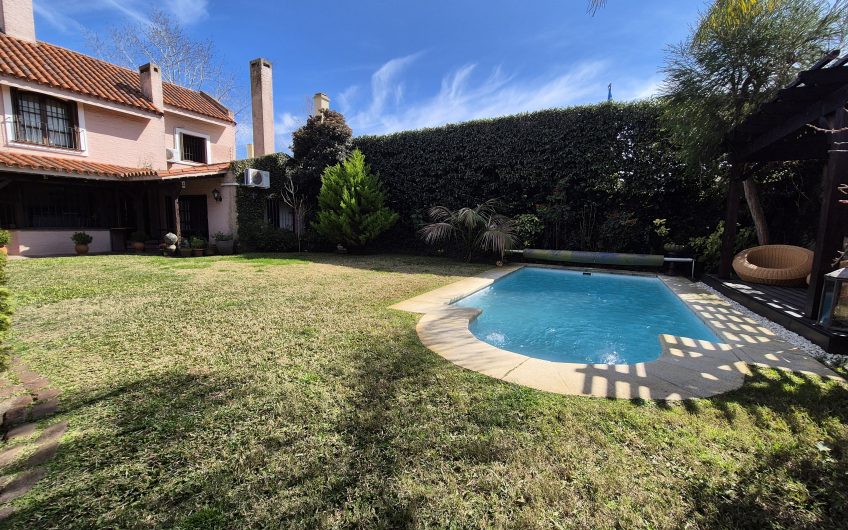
[0,33,235,123]
[159,162,232,177]
[0,152,157,178]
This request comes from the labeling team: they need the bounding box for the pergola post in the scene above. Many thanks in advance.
[719,164,745,278]
[805,107,848,318]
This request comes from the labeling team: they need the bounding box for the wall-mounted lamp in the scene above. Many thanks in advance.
[212,188,223,202]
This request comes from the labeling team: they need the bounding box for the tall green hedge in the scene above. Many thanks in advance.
[354,101,723,253]
[232,153,297,251]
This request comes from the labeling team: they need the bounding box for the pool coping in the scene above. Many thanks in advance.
[391,263,845,400]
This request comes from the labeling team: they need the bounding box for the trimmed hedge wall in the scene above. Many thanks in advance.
[354,101,723,253]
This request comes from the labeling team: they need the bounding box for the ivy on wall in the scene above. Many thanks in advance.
[231,153,294,251]
[354,101,723,253]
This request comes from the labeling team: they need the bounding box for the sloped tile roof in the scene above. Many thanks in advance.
[159,162,232,178]
[0,152,158,178]
[0,33,235,123]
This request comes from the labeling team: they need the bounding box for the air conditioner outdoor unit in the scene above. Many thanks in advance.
[243,168,270,188]
[165,148,179,162]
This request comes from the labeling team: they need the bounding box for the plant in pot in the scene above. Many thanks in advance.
[653,219,688,256]
[71,232,93,255]
[190,236,206,257]
[213,232,234,255]
[178,237,192,257]
[0,229,9,256]
[129,231,147,252]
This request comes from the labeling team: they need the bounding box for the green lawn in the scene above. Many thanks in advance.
[3,254,847,529]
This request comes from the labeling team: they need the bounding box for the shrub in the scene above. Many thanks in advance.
[513,214,544,249]
[290,109,353,209]
[71,232,93,245]
[689,221,757,272]
[313,150,399,251]
[213,232,233,242]
[0,229,9,246]
[189,236,206,249]
[238,220,299,252]
[420,199,517,262]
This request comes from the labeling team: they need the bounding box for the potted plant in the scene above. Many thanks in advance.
[213,232,234,255]
[190,236,206,257]
[71,232,93,255]
[129,231,147,252]
[0,229,9,256]
[178,237,192,257]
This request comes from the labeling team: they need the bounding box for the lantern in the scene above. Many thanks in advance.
[817,268,848,331]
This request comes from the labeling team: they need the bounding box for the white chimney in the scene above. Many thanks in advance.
[139,63,164,111]
[250,58,275,156]
[0,0,36,42]
[313,92,330,117]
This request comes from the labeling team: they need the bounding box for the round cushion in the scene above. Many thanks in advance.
[732,245,814,286]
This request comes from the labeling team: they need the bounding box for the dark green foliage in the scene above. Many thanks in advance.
[513,214,544,249]
[313,150,398,250]
[420,200,517,262]
[291,110,353,204]
[71,232,93,245]
[355,102,721,254]
[232,153,295,250]
[237,220,299,252]
[689,221,758,272]
[0,229,9,246]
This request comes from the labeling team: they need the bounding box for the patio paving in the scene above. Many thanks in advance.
[392,264,845,400]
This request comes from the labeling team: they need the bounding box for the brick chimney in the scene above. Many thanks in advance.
[0,0,36,42]
[250,58,274,156]
[313,92,330,117]
[139,63,164,111]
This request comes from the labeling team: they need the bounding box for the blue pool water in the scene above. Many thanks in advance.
[454,267,718,364]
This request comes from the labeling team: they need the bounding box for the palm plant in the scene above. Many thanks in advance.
[419,200,517,262]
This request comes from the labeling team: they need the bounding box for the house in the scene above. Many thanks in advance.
[0,0,277,256]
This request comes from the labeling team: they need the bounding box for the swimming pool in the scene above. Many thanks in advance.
[453,267,719,364]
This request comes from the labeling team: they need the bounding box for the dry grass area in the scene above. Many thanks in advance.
[3,253,848,529]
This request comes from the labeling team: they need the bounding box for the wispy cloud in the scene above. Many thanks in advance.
[33,0,209,33]
[345,56,614,135]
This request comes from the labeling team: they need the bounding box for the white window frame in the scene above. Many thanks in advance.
[1,85,88,156]
[174,127,212,165]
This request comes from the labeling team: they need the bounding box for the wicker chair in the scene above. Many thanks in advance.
[732,245,814,286]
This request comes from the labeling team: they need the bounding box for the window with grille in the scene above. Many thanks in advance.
[265,198,294,230]
[11,89,79,150]
[180,132,208,163]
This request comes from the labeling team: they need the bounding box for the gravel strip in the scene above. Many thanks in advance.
[696,282,848,368]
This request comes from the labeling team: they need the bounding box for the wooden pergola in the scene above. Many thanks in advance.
[720,51,848,321]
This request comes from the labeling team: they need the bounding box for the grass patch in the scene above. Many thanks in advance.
[2,253,847,529]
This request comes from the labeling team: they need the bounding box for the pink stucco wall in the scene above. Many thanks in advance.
[8,229,112,257]
[164,111,236,166]
[181,176,237,238]
[0,83,236,171]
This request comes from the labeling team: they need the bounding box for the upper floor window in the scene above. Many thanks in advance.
[11,88,80,150]
[180,132,208,163]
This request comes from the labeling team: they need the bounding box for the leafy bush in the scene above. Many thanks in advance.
[420,199,516,262]
[238,220,299,252]
[512,214,544,249]
[355,102,722,253]
[313,150,399,251]
[213,232,233,242]
[189,237,206,249]
[291,109,353,208]
[689,221,757,272]
[0,229,9,246]
[71,232,93,245]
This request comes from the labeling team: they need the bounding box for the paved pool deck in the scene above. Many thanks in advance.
[391,264,845,400]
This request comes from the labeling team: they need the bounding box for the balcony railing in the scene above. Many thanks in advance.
[12,117,83,151]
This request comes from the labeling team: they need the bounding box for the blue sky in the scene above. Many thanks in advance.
[31,0,704,156]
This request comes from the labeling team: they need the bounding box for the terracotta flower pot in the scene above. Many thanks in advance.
[75,244,89,255]
[131,241,145,252]
[191,248,204,257]
[179,248,192,258]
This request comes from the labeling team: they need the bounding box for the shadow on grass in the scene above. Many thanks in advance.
[674,367,848,528]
